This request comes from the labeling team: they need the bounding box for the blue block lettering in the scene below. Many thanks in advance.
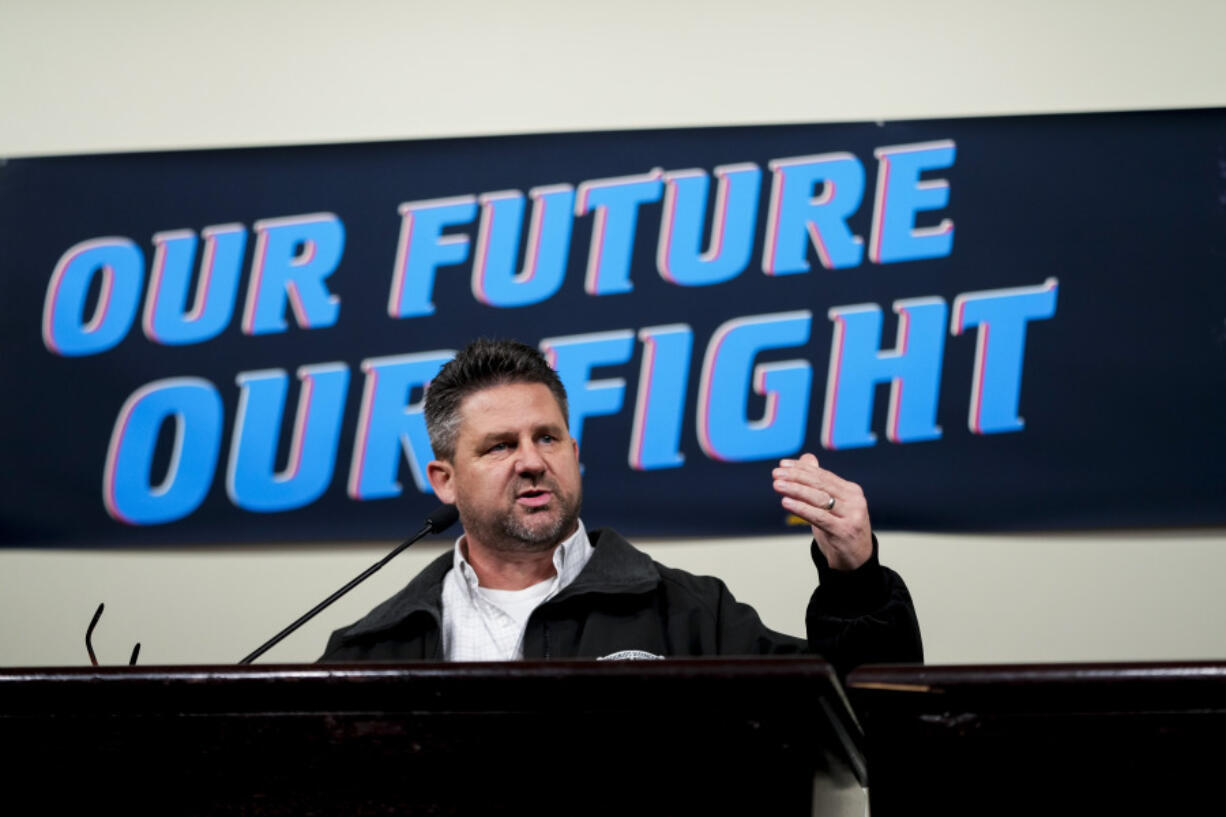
[629,324,692,470]
[657,164,760,286]
[763,153,865,274]
[143,225,246,345]
[540,330,635,448]
[103,377,223,525]
[821,298,947,449]
[472,185,574,308]
[575,170,663,295]
[696,312,813,462]
[389,196,478,318]
[348,351,454,499]
[241,213,345,335]
[869,140,956,264]
[952,278,1059,434]
[43,237,144,356]
[226,363,350,512]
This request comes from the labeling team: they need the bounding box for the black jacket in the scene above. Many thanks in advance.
[320,528,922,676]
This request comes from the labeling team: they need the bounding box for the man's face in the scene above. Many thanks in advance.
[427,382,582,553]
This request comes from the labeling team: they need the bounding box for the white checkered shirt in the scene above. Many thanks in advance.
[441,520,594,661]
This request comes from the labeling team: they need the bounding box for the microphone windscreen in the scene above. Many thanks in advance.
[426,504,460,534]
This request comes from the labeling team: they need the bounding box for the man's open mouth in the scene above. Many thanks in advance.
[516,488,553,507]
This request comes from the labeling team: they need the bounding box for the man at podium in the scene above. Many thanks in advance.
[322,339,921,673]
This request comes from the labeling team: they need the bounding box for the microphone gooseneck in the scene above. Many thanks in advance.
[238,504,459,665]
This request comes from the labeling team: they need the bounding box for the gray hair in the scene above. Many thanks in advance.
[424,338,569,460]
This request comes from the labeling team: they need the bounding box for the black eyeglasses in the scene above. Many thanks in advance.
[85,603,141,666]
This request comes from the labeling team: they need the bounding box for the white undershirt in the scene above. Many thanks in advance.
[441,519,594,661]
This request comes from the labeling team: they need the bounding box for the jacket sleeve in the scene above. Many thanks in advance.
[805,534,923,677]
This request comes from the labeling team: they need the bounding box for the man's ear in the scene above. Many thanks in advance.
[426,459,456,504]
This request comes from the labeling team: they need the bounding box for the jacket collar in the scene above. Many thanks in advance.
[334,527,659,643]
[553,527,659,600]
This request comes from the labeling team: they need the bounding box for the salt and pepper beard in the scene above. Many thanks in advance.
[456,480,583,554]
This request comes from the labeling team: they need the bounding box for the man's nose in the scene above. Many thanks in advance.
[514,441,546,474]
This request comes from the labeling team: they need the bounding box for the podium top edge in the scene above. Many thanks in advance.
[848,659,1226,693]
[0,654,838,684]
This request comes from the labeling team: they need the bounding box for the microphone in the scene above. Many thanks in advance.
[239,504,460,664]
[422,504,461,534]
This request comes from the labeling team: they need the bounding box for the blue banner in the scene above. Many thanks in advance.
[3,108,1225,546]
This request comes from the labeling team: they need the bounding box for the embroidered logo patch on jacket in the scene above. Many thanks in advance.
[597,650,665,661]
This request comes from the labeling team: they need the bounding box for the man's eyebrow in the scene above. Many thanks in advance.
[471,423,564,446]
[473,430,516,447]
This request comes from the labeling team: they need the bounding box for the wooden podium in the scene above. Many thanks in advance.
[847,661,1226,815]
[0,657,865,816]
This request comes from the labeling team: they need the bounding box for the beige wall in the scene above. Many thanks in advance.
[3,0,1224,667]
